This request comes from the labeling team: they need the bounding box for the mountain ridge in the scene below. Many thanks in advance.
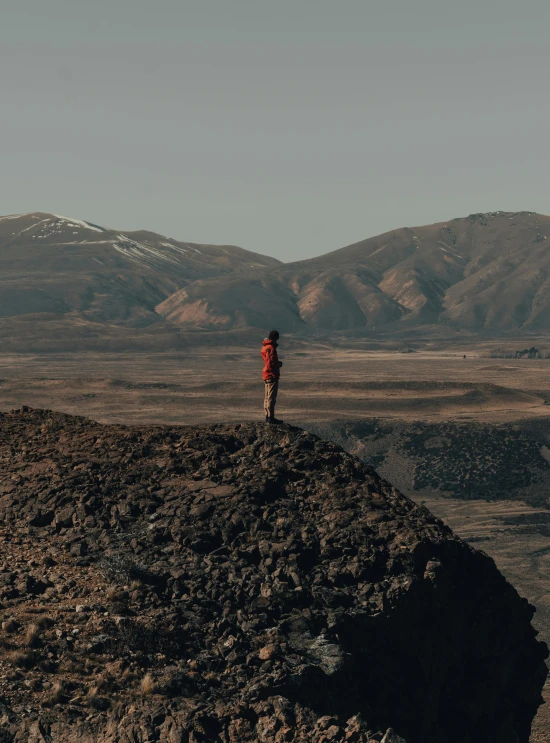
[0,212,280,329]
[157,210,550,334]
[3,210,550,342]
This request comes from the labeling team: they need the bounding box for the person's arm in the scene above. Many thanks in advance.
[265,346,276,376]
[273,347,282,370]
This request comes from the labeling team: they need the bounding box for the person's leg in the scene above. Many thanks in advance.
[264,379,279,421]
[264,380,273,420]
[270,379,279,419]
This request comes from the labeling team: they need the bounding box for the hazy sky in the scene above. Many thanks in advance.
[2,1,549,261]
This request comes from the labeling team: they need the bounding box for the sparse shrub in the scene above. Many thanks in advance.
[41,680,67,707]
[99,553,158,586]
[24,624,41,648]
[59,654,85,674]
[1,618,19,634]
[106,586,122,603]
[49,680,66,704]
[119,667,137,687]
[38,658,59,674]
[41,419,61,434]
[8,650,35,669]
[140,672,156,695]
[26,677,42,691]
[158,668,198,698]
[35,616,55,630]
[101,617,185,659]
[87,685,109,709]
[92,673,114,693]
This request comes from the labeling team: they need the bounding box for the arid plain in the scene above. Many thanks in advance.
[1,344,550,425]
[2,345,550,740]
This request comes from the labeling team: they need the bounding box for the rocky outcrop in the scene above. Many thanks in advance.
[305,418,550,506]
[0,409,547,742]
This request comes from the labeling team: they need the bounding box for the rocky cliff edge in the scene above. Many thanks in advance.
[0,409,547,742]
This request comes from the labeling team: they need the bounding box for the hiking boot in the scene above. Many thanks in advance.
[267,417,283,425]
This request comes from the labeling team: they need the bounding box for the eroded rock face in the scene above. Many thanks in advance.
[0,409,547,742]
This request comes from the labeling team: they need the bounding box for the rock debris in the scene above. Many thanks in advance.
[0,408,546,742]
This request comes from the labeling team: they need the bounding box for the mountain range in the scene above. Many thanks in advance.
[0,212,279,329]
[158,211,550,334]
[2,210,550,344]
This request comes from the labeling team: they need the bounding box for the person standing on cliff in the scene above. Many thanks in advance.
[261,330,283,424]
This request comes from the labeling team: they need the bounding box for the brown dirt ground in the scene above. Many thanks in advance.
[1,348,550,426]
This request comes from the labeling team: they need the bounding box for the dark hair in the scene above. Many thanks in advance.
[268,329,280,341]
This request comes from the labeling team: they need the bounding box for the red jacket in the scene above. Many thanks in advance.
[261,339,281,381]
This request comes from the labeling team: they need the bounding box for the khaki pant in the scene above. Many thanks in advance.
[264,378,279,418]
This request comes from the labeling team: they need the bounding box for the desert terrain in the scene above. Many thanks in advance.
[1,345,550,425]
[2,344,550,739]
[3,210,550,738]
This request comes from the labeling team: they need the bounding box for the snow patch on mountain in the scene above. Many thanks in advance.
[52,215,104,232]
[19,218,51,234]
[111,235,182,269]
